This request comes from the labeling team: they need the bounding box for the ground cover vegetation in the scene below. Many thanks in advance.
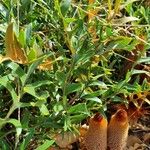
[0,0,150,149]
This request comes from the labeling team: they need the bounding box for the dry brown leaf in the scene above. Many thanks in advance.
[127,135,143,147]
[88,0,98,41]
[133,143,146,150]
[5,23,16,60]
[0,23,27,64]
[54,131,79,148]
[143,133,150,144]
[79,124,88,137]
[88,0,96,21]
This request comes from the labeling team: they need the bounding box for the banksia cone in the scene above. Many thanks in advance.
[84,113,107,150]
[107,109,129,150]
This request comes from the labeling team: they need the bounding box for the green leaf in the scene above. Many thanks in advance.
[23,86,49,100]
[20,129,34,150]
[70,114,88,123]
[86,97,102,103]
[27,49,37,62]
[121,0,140,9]
[21,110,30,129]
[106,36,136,51]
[39,104,49,116]
[35,140,54,150]
[65,83,82,95]
[25,80,52,88]
[19,29,26,48]
[54,0,62,16]
[60,0,71,16]
[7,119,22,137]
[64,18,76,24]
[0,75,18,103]
[7,62,26,85]
[89,81,107,89]
[0,140,10,150]
[53,103,64,113]
[68,103,89,115]
[23,56,44,85]
[0,24,7,33]
[137,57,150,64]
[111,96,125,102]
[56,71,66,86]
[131,69,150,76]
[0,118,6,129]
[81,90,105,103]
[25,23,32,45]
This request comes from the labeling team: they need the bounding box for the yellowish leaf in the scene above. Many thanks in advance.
[13,34,27,63]
[5,23,17,60]
[4,22,27,64]
[38,58,53,71]
[114,0,122,14]
[88,0,99,41]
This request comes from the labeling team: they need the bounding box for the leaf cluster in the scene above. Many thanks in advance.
[0,0,149,149]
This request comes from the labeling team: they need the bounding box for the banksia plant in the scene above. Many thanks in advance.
[84,113,107,150]
[107,109,129,150]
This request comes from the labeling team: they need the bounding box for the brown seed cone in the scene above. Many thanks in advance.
[107,109,129,150]
[84,113,108,150]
